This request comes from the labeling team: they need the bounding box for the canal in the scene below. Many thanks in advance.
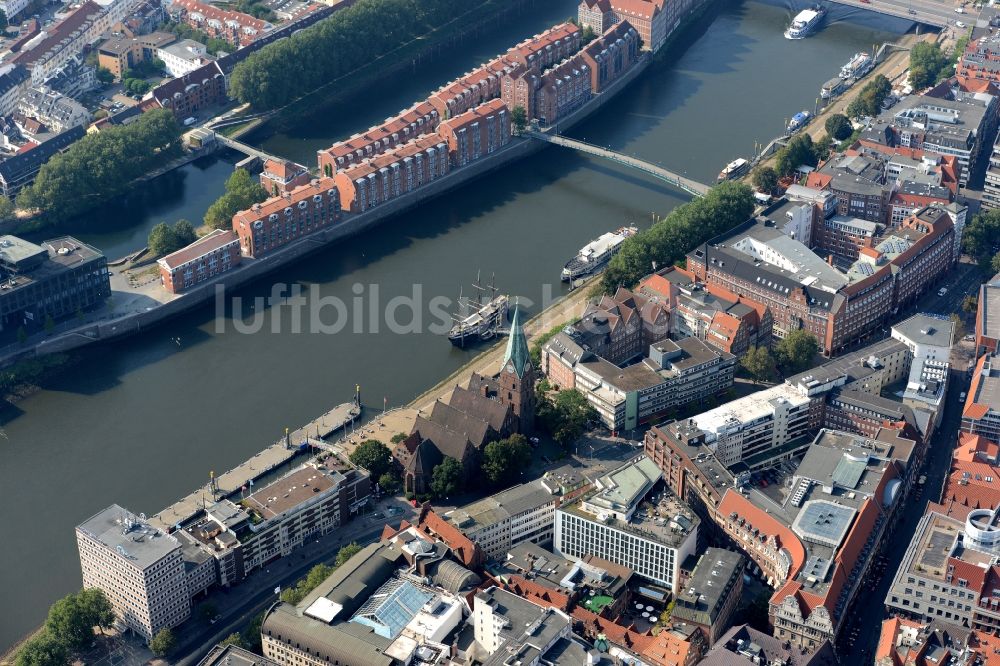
[0,0,898,650]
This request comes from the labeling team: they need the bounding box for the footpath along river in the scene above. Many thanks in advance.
[0,0,898,650]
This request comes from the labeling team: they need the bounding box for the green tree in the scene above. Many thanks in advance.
[482,434,532,487]
[741,345,776,384]
[0,194,15,221]
[199,601,218,621]
[537,388,597,446]
[962,295,979,314]
[204,168,268,230]
[22,109,182,224]
[600,182,755,292]
[147,222,177,257]
[390,432,407,444]
[751,166,778,194]
[992,251,1000,276]
[511,105,527,133]
[581,24,596,42]
[963,209,1000,272]
[430,457,462,498]
[845,75,892,119]
[774,330,819,374]
[824,113,852,141]
[149,628,176,658]
[241,611,266,653]
[43,315,54,334]
[335,542,363,567]
[349,439,392,479]
[951,313,965,340]
[774,134,818,178]
[220,633,244,648]
[909,42,948,88]
[45,588,113,651]
[378,470,401,495]
[14,630,68,666]
[96,67,114,84]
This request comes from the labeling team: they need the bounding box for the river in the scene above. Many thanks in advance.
[0,0,898,650]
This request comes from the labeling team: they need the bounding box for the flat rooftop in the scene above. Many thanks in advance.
[77,504,180,570]
[691,383,810,441]
[241,460,344,521]
[981,283,1000,341]
[563,458,699,549]
[446,479,555,534]
[903,512,962,581]
[893,313,955,349]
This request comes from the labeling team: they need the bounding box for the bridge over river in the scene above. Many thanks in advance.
[524,130,712,198]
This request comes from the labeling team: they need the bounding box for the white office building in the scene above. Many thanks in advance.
[76,505,191,640]
[553,456,698,592]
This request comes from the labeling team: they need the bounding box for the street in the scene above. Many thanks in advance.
[836,266,982,660]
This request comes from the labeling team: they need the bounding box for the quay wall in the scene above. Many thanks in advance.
[28,54,655,361]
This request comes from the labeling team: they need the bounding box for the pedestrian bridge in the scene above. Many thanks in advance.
[215,133,286,164]
[524,130,711,198]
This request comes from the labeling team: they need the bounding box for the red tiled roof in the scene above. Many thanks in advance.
[415,506,482,568]
[232,177,337,226]
[954,433,1000,463]
[642,630,695,666]
[875,616,902,665]
[571,606,653,653]
[942,458,1000,510]
[719,490,806,580]
[709,311,741,338]
[173,0,269,33]
[947,557,991,594]
[158,229,238,271]
[805,172,832,189]
[611,0,661,19]
[965,354,992,420]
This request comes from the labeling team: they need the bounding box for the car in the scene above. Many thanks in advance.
[908,7,916,13]
[956,6,965,12]
[938,287,948,296]
[960,391,967,401]
[956,20,967,27]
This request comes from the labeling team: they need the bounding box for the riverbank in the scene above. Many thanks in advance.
[0,50,654,371]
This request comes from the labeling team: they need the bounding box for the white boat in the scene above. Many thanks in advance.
[787,110,811,132]
[561,226,638,281]
[784,6,826,39]
[820,77,844,99]
[840,52,873,80]
[717,158,749,182]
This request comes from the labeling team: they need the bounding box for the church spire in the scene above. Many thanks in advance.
[503,304,530,378]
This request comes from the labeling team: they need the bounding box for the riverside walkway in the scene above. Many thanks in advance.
[524,130,711,198]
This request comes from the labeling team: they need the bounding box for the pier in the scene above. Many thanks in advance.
[149,401,360,531]
[525,130,712,198]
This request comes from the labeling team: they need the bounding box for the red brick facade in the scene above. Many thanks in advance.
[317,102,439,175]
[334,135,450,213]
[437,99,511,167]
[158,229,241,293]
[231,178,340,258]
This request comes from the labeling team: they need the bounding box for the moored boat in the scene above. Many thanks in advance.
[447,274,509,346]
[561,226,639,281]
[787,110,811,132]
[840,51,873,80]
[717,157,750,182]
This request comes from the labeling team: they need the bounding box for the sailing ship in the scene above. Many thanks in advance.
[447,273,510,346]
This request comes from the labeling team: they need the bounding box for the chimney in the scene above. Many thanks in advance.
[827,254,834,266]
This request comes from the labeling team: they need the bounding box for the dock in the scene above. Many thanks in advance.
[149,401,360,532]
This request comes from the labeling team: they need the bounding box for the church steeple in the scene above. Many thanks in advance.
[499,303,534,433]
[503,305,530,378]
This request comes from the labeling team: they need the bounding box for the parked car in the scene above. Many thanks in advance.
[956,20,967,27]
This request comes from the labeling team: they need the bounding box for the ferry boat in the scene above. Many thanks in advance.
[788,110,811,132]
[717,158,750,182]
[447,274,510,346]
[820,76,844,99]
[784,6,826,39]
[561,226,639,282]
[840,52,873,80]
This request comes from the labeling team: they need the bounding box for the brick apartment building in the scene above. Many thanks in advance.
[333,134,451,214]
[437,99,511,167]
[157,229,241,293]
[171,0,271,47]
[317,102,439,175]
[957,32,1000,85]
[637,267,773,357]
[259,158,311,195]
[578,0,669,53]
[686,203,956,355]
[149,61,226,119]
[97,31,175,78]
[578,22,641,94]
[231,178,340,258]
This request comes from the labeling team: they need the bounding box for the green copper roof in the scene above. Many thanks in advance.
[503,305,530,378]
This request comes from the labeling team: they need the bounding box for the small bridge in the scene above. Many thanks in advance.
[215,134,285,164]
[524,130,711,198]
